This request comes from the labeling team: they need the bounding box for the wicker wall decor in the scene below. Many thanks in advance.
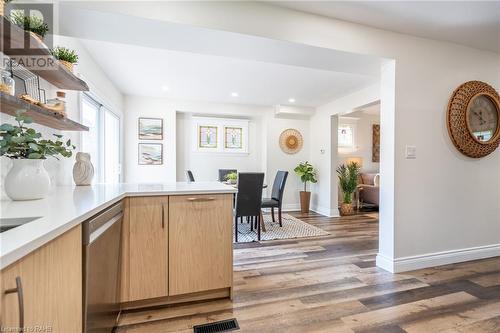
[447,81,500,158]
[279,128,303,154]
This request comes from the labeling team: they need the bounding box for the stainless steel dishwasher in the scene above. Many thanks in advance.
[83,202,123,333]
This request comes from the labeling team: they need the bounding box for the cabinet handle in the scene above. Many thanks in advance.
[161,204,165,229]
[4,276,24,331]
[186,197,216,202]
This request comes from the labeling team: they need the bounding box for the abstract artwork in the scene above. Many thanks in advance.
[138,143,163,165]
[199,125,218,148]
[372,124,380,163]
[225,127,243,149]
[138,118,163,140]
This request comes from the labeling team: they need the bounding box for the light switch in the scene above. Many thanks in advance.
[405,145,417,159]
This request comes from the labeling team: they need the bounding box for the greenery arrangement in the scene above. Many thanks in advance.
[336,161,361,204]
[225,172,238,182]
[11,11,49,38]
[0,110,75,159]
[50,46,79,64]
[294,161,317,192]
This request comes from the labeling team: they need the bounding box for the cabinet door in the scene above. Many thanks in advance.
[127,196,169,301]
[0,225,82,333]
[169,194,233,296]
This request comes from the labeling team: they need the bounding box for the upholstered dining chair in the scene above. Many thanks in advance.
[186,170,195,182]
[234,172,265,242]
[218,169,237,182]
[261,170,288,227]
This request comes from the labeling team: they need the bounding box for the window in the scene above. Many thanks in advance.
[81,94,121,183]
[338,124,354,148]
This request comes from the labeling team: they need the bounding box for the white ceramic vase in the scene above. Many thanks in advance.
[4,159,51,201]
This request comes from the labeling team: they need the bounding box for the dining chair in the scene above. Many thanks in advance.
[218,169,237,182]
[234,172,265,242]
[186,170,195,182]
[261,170,288,227]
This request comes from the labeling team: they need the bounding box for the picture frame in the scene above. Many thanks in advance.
[224,126,243,149]
[138,143,163,165]
[198,125,218,149]
[138,117,163,140]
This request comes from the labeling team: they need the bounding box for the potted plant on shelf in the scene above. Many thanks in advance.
[50,46,79,73]
[294,161,317,213]
[0,110,75,201]
[224,172,238,185]
[336,161,361,216]
[11,11,49,42]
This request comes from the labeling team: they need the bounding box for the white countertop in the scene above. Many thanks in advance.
[0,182,237,269]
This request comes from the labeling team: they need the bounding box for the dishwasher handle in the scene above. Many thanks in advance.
[88,213,123,244]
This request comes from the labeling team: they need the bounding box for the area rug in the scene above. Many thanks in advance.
[234,214,329,243]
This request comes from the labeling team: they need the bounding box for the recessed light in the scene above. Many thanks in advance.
[231,92,239,97]
[161,85,169,91]
[288,98,295,103]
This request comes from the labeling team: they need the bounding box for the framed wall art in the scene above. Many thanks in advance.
[372,124,380,162]
[138,143,163,165]
[138,117,163,140]
[224,126,243,149]
[198,125,218,149]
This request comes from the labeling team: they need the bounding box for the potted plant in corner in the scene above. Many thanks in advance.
[336,161,361,216]
[0,110,75,201]
[50,46,79,73]
[11,11,49,43]
[294,161,317,213]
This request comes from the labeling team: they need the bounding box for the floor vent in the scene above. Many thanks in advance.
[193,318,239,333]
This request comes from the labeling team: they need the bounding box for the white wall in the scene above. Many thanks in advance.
[339,112,380,173]
[310,85,380,217]
[123,96,312,209]
[123,96,176,183]
[154,2,500,272]
[264,114,311,211]
[175,104,266,182]
[1,37,123,199]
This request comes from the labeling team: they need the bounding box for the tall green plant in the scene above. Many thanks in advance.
[0,110,75,159]
[336,162,361,204]
[294,161,317,192]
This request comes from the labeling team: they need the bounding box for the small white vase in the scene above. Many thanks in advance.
[4,159,51,201]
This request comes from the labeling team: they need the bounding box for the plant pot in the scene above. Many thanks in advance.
[339,203,354,216]
[4,159,51,201]
[29,31,44,44]
[60,60,74,73]
[299,191,311,213]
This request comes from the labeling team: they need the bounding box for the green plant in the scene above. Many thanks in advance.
[225,172,238,181]
[336,162,361,204]
[11,11,49,38]
[50,46,79,64]
[294,161,317,192]
[0,110,75,159]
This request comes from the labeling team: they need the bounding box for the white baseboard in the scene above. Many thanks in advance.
[311,205,340,217]
[377,243,500,273]
[261,204,300,213]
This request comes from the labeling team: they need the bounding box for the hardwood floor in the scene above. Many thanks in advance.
[116,212,500,333]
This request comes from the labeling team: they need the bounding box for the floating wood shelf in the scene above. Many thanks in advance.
[1,17,89,91]
[0,92,89,131]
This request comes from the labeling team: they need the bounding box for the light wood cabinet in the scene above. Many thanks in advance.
[168,194,233,296]
[122,196,169,302]
[0,225,82,333]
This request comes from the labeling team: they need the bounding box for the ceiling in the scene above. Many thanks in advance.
[57,3,381,107]
[81,39,377,107]
[270,1,500,53]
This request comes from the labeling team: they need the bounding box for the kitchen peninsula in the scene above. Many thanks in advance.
[0,182,237,333]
